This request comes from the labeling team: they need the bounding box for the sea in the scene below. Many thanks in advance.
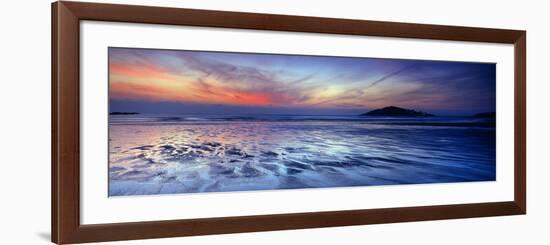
[108,114,496,196]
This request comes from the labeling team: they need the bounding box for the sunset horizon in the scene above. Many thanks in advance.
[109,47,496,116]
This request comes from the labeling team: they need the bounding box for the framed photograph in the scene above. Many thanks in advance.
[52,1,526,244]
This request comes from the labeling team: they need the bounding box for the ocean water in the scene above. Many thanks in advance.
[108,114,496,196]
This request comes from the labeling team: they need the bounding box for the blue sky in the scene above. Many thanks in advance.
[109,47,496,116]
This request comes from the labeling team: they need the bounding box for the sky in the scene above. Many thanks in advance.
[109,47,496,116]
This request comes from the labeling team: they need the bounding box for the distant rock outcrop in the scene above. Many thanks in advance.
[110,112,140,115]
[361,106,434,117]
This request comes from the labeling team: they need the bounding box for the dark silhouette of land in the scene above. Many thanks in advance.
[361,106,434,117]
[110,112,140,115]
[358,106,496,127]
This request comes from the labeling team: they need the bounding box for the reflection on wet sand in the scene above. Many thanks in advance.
[109,116,496,196]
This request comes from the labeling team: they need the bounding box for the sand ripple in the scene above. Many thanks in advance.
[109,120,495,196]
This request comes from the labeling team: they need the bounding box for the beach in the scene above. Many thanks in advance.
[108,114,496,196]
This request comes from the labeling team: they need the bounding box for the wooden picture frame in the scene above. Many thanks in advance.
[52,1,526,244]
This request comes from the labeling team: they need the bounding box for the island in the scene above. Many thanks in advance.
[361,106,434,117]
[109,112,140,115]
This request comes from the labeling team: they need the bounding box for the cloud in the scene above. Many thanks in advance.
[362,63,418,90]
[108,48,496,114]
[110,49,321,106]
